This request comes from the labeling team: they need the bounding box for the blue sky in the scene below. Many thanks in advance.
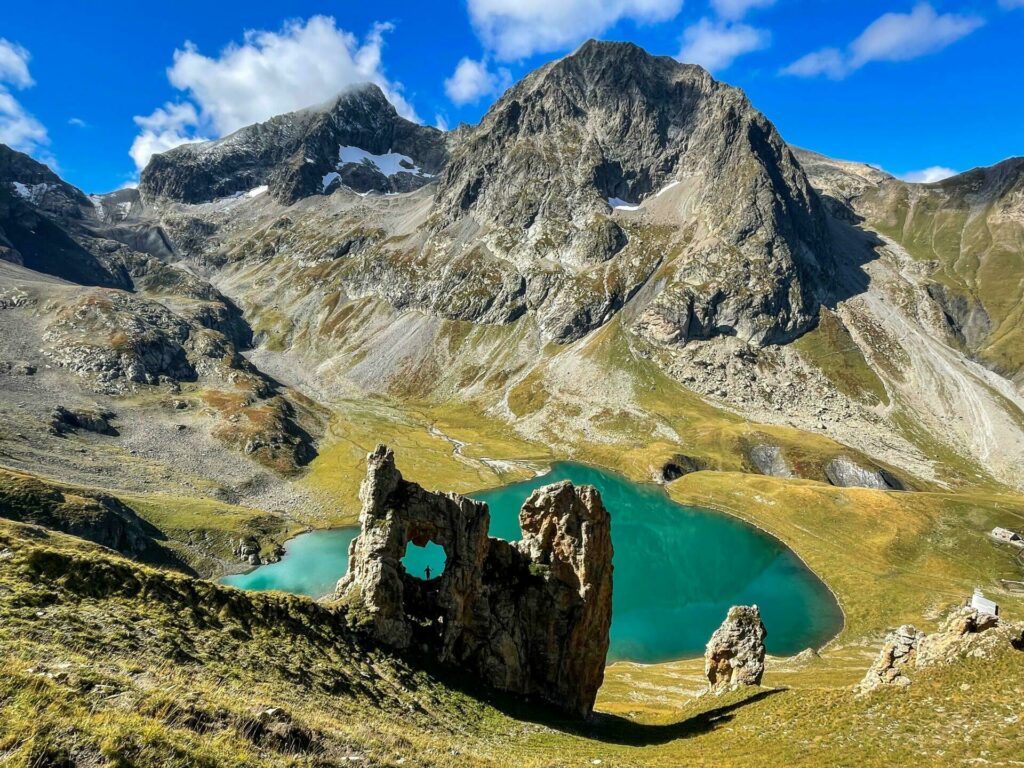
[1,0,1022,192]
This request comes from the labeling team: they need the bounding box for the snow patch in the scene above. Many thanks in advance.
[608,197,640,211]
[10,181,52,204]
[337,146,431,178]
[246,185,268,198]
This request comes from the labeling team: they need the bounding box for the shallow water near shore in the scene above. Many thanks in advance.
[222,462,843,663]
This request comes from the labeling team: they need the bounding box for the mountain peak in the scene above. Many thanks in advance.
[139,83,445,205]
[430,41,830,344]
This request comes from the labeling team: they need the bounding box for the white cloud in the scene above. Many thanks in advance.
[781,4,983,79]
[68,117,87,128]
[710,0,775,21]
[780,47,847,79]
[900,165,957,183]
[0,39,33,88]
[678,19,769,71]
[132,16,418,172]
[0,39,49,160]
[998,0,1024,8]
[129,102,208,171]
[435,113,450,132]
[444,58,512,105]
[467,0,684,61]
[166,17,416,135]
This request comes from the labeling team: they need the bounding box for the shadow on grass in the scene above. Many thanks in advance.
[426,657,786,746]
[577,688,784,745]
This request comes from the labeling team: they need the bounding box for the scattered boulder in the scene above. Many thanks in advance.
[238,707,319,754]
[825,457,903,490]
[704,605,767,691]
[48,406,118,436]
[749,445,793,478]
[0,360,36,376]
[337,445,613,718]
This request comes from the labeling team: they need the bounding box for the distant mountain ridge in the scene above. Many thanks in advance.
[139,84,447,205]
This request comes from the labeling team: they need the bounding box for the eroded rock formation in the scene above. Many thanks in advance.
[705,605,767,690]
[336,445,613,718]
[858,606,1024,694]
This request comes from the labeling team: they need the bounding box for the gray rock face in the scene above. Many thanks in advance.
[749,445,793,478]
[140,85,447,205]
[337,445,613,718]
[432,40,834,344]
[825,456,903,490]
[704,605,767,690]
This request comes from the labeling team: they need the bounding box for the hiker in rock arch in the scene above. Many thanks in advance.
[424,565,432,580]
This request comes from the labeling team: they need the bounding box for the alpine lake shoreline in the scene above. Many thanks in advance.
[220,458,846,667]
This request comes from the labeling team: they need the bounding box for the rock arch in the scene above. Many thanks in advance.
[337,445,613,718]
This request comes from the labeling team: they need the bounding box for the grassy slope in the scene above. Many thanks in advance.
[860,180,1024,379]
[0,467,300,576]
[2,516,1023,768]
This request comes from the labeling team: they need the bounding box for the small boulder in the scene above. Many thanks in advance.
[749,445,793,478]
[705,605,767,690]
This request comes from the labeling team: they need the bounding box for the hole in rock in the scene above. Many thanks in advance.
[401,539,447,581]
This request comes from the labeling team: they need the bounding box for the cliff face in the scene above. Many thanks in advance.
[140,85,447,205]
[430,40,834,344]
[337,445,613,718]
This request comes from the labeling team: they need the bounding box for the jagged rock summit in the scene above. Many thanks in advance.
[337,445,613,718]
[140,84,447,205]
[705,604,768,690]
[432,39,835,344]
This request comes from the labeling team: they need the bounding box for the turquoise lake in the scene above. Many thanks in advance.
[221,462,843,663]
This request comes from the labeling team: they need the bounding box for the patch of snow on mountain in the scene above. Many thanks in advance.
[338,146,429,177]
[246,185,269,198]
[608,197,640,211]
[10,181,52,204]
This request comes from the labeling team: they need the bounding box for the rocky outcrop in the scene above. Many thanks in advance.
[49,406,118,436]
[659,454,708,482]
[337,445,613,718]
[857,624,924,692]
[704,605,767,690]
[825,457,904,491]
[858,607,1024,694]
[749,445,793,478]
[140,85,447,205]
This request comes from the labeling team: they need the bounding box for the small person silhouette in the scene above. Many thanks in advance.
[424,565,432,580]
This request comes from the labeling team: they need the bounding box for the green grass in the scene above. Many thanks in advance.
[2,514,1023,767]
[794,308,889,405]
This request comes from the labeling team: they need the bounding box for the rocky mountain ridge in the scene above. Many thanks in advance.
[140,84,447,205]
